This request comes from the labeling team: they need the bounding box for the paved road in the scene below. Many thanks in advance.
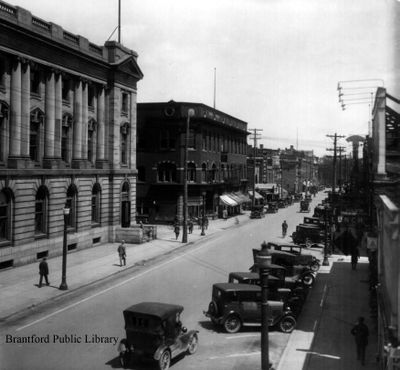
[0,194,325,370]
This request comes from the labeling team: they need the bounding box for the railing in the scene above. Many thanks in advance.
[63,31,79,45]
[0,2,16,16]
[32,16,51,31]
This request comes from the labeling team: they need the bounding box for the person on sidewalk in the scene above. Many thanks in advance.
[118,240,127,266]
[351,246,360,270]
[117,338,130,368]
[38,258,50,287]
[174,224,180,240]
[188,220,193,234]
[351,316,369,365]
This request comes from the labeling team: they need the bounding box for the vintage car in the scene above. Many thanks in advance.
[250,248,316,287]
[293,193,303,202]
[250,209,265,219]
[123,302,198,370]
[203,283,297,333]
[300,200,310,212]
[265,202,279,213]
[292,224,325,245]
[267,242,320,272]
[228,272,305,317]
[303,216,325,227]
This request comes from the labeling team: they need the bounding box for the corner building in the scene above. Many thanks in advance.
[0,1,143,267]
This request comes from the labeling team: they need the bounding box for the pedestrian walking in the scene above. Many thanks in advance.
[282,220,288,238]
[117,338,130,368]
[351,316,369,365]
[174,224,180,240]
[188,220,193,234]
[118,240,126,266]
[38,257,50,287]
[351,246,360,270]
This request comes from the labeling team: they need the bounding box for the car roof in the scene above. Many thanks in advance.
[270,250,296,257]
[269,242,300,248]
[229,272,279,281]
[213,283,261,291]
[123,302,184,320]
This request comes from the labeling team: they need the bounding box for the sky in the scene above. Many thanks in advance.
[7,0,399,157]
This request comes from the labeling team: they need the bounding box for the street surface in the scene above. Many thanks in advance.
[0,194,325,370]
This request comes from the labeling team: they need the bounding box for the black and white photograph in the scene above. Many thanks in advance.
[0,0,399,369]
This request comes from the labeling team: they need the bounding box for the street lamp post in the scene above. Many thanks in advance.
[201,192,206,236]
[59,207,70,290]
[256,242,272,370]
[323,205,330,266]
[182,108,195,243]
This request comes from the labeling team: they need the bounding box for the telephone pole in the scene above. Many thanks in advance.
[249,129,263,210]
[326,133,345,194]
[337,147,346,193]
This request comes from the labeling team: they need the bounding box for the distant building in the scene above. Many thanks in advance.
[136,101,249,223]
[0,1,143,267]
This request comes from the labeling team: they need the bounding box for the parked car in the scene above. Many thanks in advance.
[250,209,265,219]
[266,242,321,272]
[250,248,316,287]
[123,302,198,370]
[265,202,279,213]
[300,200,310,212]
[292,224,325,245]
[203,283,297,333]
[228,272,305,317]
[303,216,325,228]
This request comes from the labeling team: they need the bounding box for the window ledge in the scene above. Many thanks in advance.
[34,233,48,240]
[0,240,11,248]
[91,222,101,228]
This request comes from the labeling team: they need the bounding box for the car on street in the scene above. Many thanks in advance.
[203,283,297,333]
[266,242,321,272]
[123,302,199,370]
[291,224,325,245]
[300,200,310,212]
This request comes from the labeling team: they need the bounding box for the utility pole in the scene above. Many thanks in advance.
[337,147,346,193]
[249,129,263,210]
[326,133,345,194]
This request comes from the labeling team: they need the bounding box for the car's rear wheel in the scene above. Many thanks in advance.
[302,273,315,286]
[310,261,320,272]
[279,315,296,333]
[223,315,242,333]
[158,350,171,370]
[187,334,198,355]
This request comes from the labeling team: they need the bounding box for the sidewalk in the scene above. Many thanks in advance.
[277,250,378,370]
[0,212,250,322]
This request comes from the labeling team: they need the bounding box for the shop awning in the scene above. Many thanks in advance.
[228,193,244,204]
[220,194,238,207]
[248,190,264,200]
[234,192,251,203]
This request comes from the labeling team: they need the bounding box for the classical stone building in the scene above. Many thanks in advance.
[0,1,143,267]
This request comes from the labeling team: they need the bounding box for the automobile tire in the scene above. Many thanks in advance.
[310,261,320,272]
[302,273,315,286]
[279,315,296,333]
[158,350,171,370]
[223,315,242,333]
[187,334,198,355]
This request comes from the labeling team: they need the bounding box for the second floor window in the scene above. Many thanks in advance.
[30,70,41,95]
[121,92,129,113]
[121,123,129,165]
[35,186,48,235]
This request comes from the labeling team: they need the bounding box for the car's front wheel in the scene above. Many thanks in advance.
[301,273,315,286]
[279,315,296,333]
[158,350,171,370]
[223,315,242,333]
[187,334,198,355]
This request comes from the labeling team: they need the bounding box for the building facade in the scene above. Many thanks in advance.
[0,1,143,267]
[137,101,249,223]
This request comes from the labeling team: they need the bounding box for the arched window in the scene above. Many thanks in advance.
[201,163,207,183]
[121,181,131,227]
[0,188,12,242]
[30,108,44,162]
[66,184,78,230]
[157,163,177,182]
[187,162,196,182]
[211,163,217,182]
[61,114,73,163]
[35,186,48,236]
[91,183,101,225]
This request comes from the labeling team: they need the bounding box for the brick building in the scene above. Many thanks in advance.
[136,101,249,223]
[0,1,143,267]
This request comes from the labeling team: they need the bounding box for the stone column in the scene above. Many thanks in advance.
[72,79,83,162]
[54,73,62,159]
[81,81,88,160]
[20,60,30,158]
[44,69,55,160]
[96,85,106,165]
[9,57,22,158]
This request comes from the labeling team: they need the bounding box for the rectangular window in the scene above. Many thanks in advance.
[61,126,69,162]
[30,70,41,95]
[88,85,95,108]
[121,92,129,113]
[62,79,70,101]
[0,204,7,241]
[30,123,39,161]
